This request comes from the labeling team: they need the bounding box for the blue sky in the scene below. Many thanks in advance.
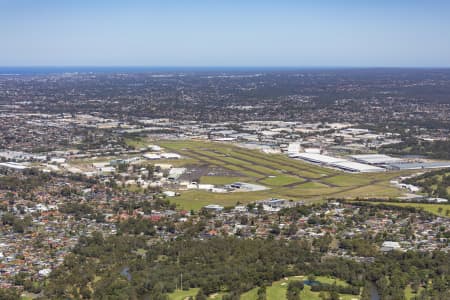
[1,0,450,67]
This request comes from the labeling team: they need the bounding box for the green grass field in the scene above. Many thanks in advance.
[167,275,359,300]
[163,274,426,300]
[240,275,359,300]
[125,139,415,210]
[169,190,271,210]
[260,175,305,186]
[168,288,225,300]
[168,288,200,300]
[200,176,248,185]
[404,285,425,300]
[365,201,450,217]
[322,174,372,187]
[401,169,450,198]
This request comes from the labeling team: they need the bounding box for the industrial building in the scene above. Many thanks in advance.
[388,162,450,170]
[203,204,224,212]
[143,153,161,160]
[168,168,186,180]
[0,162,29,171]
[287,142,301,155]
[381,241,402,252]
[296,151,450,173]
[295,153,384,172]
[160,153,181,159]
[296,153,346,164]
[350,154,403,165]
[332,161,385,173]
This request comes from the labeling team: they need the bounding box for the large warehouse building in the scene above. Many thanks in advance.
[388,162,450,170]
[296,153,345,164]
[349,154,403,165]
[296,153,384,173]
[295,152,450,173]
[332,161,385,173]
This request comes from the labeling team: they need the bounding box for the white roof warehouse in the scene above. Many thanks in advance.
[295,153,384,173]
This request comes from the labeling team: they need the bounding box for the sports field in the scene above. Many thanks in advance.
[125,139,411,210]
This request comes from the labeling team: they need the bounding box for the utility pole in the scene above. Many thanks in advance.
[180,273,183,290]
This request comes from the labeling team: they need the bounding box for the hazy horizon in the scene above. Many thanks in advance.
[1,1,450,67]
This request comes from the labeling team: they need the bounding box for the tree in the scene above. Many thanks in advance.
[361,282,371,300]
[257,203,264,214]
[313,234,332,252]
[286,223,298,236]
[436,184,448,199]
[270,224,281,235]
[257,286,267,300]
[287,281,304,300]
[329,290,339,300]
[148,282,168,300]
[195,289,207,300]
[0,288,20,300]
[80,286,92,299]
[222,292,240,300]
[319,291,327,300]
